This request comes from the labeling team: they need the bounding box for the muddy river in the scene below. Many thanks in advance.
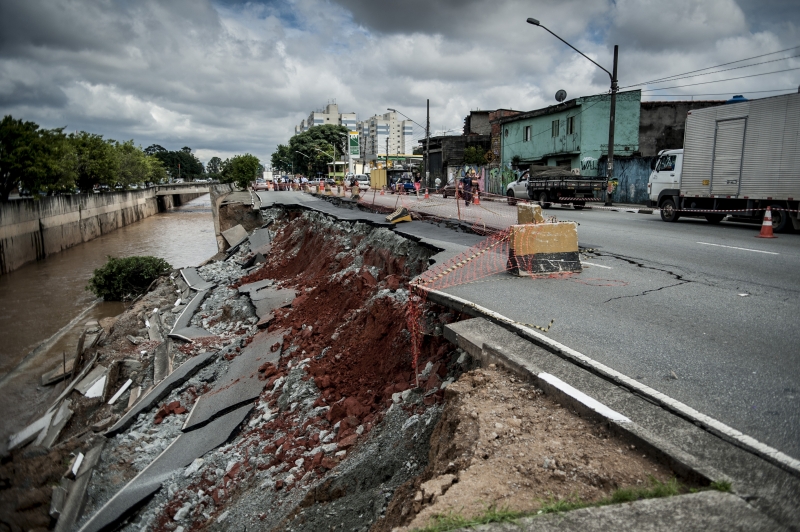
[0,194,217,445]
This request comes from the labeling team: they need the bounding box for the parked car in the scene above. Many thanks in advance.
[252,181,270,191]
[356,175,371,191]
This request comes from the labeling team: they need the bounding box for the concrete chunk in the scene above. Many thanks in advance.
[49,485,67,519]
[153,341,170,384]
[7,411,54,451]
[169,290,210,338]
[248,227,272,254]
[41,358,75,386]
[74,365,108,395]
[221,224,248,247]
[56,443,104,532]
[182,330,284,431]
[108,379,133,405]
[35,399,73,448]
[237,278,274,295]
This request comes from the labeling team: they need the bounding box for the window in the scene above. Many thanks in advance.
[566,116,574,135]
[551,120,559,137]
[656,155,677,172]
[524,126,531,142]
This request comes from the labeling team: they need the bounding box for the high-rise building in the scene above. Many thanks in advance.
[357,112,413,160]
[294,103,357,135]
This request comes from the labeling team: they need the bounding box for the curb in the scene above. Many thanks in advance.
[422,287,800,481]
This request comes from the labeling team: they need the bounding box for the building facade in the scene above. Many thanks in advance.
[357,112,414,161]
[497,90,642,174]
[294,103,357,135]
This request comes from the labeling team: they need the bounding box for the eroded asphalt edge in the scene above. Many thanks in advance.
[257,191,798,530]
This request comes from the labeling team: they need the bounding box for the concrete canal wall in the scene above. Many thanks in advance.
[0,190,202,275]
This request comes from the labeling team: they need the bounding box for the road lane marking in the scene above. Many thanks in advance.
[697,242,779,255]
[582,262,612,269]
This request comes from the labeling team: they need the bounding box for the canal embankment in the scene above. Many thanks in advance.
[0,188,204,275]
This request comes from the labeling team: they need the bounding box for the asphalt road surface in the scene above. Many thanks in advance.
[261,190,800,461]
[440,205,800,460]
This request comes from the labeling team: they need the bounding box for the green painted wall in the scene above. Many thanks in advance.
[501,90,641,175]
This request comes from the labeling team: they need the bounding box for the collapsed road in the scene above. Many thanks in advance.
[1,189,798,532]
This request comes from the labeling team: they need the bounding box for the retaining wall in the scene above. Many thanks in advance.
[0,190,202,274]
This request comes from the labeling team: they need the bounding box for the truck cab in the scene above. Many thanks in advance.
[648,149,683,208]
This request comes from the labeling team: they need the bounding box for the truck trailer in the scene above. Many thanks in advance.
[648,92,800,232]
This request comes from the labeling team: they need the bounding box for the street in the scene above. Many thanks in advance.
[357,191,800,459]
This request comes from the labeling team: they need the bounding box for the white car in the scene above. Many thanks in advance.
[355,174,370,190]
[505,171,530,204]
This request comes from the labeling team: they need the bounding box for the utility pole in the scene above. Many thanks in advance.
[426,99,430,188]
[605,45,618,207]
[386,137,390,189]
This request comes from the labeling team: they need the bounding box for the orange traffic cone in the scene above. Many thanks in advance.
[424,188,429,199]
[473,191,480,205]
[380,187,385,195]
[756,207,777,238]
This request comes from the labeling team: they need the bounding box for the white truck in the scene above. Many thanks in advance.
[648,92,800,232]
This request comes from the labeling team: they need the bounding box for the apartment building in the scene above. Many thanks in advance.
[294,103,357,135]
[357,112,414,160]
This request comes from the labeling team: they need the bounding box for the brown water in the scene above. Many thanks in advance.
[0,194,218,445]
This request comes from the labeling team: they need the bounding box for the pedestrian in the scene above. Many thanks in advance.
[461,171,473,206]
[434,176,441,191]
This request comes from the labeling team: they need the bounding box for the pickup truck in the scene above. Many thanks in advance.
[648,92,800,232]
[506,166,605,209]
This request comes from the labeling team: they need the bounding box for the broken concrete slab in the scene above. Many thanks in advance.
[84,375,106,398]
[237,278,274,295]
[221,224,248,247]
[247,287,298,321]
[35,399,73,448]
[7,410,55,451]
[147,311,164,343]
[56,443,104,532]
[41,358,75,386]
[75,365,108,395]
[180,267,216,291]
[168,290,210,341]
[248,227,272,254]
[127,386,142,410]
[49,484,67,520]
[182,330,284,431]
[106,349,219,437]
[108,379,133,405]
[47,354,99,414]
[152,341,170,384]
[169,326,215,342]
[78,404,253,532]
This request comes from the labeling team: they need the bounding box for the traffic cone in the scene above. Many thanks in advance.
[424,188,429,199]
[756,207,777,238]
[380,187,385,195]
[474,191,480,205]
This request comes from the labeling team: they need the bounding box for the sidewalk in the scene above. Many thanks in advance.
[253,190,799,531]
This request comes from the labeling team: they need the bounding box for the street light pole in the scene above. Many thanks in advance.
[526,17,617,206]
[388,103,430,187]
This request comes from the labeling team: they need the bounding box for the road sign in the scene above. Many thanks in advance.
[349,131,359,156]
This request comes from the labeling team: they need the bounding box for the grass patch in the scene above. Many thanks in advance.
[412,477,689,532]
[709,480,732,492]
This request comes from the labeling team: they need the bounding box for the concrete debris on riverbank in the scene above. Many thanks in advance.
[0,202,697,532]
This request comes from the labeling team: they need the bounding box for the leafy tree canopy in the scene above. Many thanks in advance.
[220,153,260,189]
[87,255,172,301]
[285,124,349,177]
[152,147,204,180]
[463,146,487,166]
[206,156,223,177]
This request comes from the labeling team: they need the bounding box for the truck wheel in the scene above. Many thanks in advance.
[660,199,681,222]
[768,204,791,233]
[705,213,725,224]
[539,192,551,209]
[442,189,447,198]
[573,202,585,210]
[507,190,517,206]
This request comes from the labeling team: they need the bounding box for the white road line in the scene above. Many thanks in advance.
[697,242,779,255]
[582,261,613,269]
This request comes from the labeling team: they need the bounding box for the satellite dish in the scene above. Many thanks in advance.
[555,90,567,103]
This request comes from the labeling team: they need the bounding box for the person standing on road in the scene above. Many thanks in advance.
[461,173,472,206]
[434,176,441,191]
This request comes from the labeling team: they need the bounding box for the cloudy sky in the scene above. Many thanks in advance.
[1,0,798,166]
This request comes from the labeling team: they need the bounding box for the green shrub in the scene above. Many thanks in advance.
[87,256,172,301]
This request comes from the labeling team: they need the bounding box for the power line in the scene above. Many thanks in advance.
[643,88,798,97]
[622,45,800,88]
[641,66,800,91]
[622,55,799,89]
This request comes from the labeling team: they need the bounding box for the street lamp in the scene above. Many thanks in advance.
[526,17,617,206]
[388,101,430,187]
[313,146,336,180]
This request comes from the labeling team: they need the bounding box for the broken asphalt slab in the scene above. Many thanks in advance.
[247,286,298,321]
[247,227,272,254]
[182,330,284,431]
[106,349,218,437]
[77,404,253,532]
[55,443,105,532]
[221,224,248,247]
[168,289,213,341]
[180,267,216,291]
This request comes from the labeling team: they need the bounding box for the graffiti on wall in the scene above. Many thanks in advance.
[581,156,598,173]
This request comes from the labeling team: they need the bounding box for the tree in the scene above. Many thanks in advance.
[69,131,118,191]
[144,144,167,156]
[463,146,487,165]
[287,124,348,176]
[206,156,223,178]
[271,144,293,174]
[221,153,260,189]
[152,147,204,181]
[0,116,77,201]
[145,156,168,184]
[113,140,150,188]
